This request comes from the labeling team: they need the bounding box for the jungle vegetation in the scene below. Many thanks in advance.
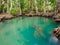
[0,0,56,15]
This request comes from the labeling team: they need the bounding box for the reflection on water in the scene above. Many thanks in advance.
[0,17,60,45]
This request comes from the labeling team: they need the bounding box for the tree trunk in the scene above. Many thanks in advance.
[7,0,9,13]
[34,0,38,14]
[28,0,30,10]
[18,0,21,15]
[10,0,12,11]
[44,0,46,14]
[30,0,33,11]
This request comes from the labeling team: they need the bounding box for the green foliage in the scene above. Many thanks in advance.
[39,0,44,11]
[23,0,29,12]
[0,0,1,2]
[46,0,56,11]
[0,0,56,14]
[10,9,16,16]
[10,8,21,15]
[4,3,7,12]
[0,7,3,13]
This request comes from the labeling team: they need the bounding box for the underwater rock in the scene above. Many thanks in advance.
[48,27,60,45]
[48,36,59,45]
[34,25,46,38]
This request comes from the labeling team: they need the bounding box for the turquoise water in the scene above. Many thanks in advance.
[0,17,60,45]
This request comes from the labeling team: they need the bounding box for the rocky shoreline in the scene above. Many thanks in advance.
[53,13,60,22]
[0,13,60,22]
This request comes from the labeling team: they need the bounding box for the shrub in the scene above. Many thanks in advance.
[10,9,16,16]
[10,8,21,16]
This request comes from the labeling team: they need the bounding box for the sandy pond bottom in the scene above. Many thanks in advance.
[0,17,60,45]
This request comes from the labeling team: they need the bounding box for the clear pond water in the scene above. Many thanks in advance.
[0,17,60,45]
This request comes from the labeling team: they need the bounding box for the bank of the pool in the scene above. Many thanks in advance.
[0,13,60,22]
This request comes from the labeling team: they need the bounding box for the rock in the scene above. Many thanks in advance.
[0,15,6,21]
[4,15,13,19]
[54,19,60,22]
[52,27,60,40]
[53,13,60,22]
[53,14,60,19]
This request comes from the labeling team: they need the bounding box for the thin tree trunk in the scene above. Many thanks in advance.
[28,0,30,10]
[34,0,38,14]
[10,0,12,11]
[29,0,34,14]
[19,0,22,15]
[7,0,9,13]
[55,0,57,15]
[2,0,4,13]
[44,0,46,14]
[30,0,33,11]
